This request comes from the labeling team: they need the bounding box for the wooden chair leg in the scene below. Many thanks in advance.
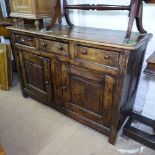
[64,0,74,26]
[125,0,138,42]
[135,0,147,34]
[47,0,61,30]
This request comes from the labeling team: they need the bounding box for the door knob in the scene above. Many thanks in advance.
[104,56,110,60]
[81,50,87,55]
[62,86,67,91]
[58,44,64,51]
[41,41,47,49]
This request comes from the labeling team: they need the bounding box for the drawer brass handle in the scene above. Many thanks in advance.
[45,81,49,85]
[41,42,47,49]
[27,37,33,42]
[81,50,87,55]
[62,86,67,91]
[58,45,64,51]
[21,38,25,42]
[104,56,110,60]
[16,34,20,38]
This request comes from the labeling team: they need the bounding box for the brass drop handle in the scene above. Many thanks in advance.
[41,41,47,49]
[62,86,67,91]
[45,81,49,85]
[58,44,64,51]
[81,50,87,55]
[21,38,25,42]
[104,56,110,60]
[27,37,33,42]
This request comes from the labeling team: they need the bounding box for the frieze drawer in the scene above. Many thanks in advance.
[39,39,69,56]
[76,46,120,68]
[15,34,36,47]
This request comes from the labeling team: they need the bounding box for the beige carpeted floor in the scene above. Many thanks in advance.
[0,74,155,155]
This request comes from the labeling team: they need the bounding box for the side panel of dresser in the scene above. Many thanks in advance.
[119,42,148,122]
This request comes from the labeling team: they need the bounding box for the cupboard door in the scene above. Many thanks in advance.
[18,49,52,105]
[61,64,115,127]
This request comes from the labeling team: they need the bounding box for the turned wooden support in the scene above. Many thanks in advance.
[64,4,131,10]
[47,0,73,30]
[49,0,147,42]
[125,0,147,42]
[35,19,40,31]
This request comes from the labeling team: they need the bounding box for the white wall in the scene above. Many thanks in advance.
[63,1,155,118]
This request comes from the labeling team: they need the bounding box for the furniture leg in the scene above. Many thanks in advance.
[135,0,147,34]
[125,0,139,42]
[47,0,61,30]
[13,18,18,27]
[35,19,40,31]
[64,0,74,26]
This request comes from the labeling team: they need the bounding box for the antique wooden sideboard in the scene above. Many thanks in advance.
[8,24,151,144]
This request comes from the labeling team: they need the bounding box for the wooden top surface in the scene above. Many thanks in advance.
[147,51,155,63]
[7,24,152,50]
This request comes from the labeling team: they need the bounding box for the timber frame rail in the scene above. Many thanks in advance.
[48,0,153,43]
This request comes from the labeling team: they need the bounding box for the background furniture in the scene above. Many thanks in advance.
[8,24,151,144]
[0,0,13,37]
[9,0,58,30]
[124,51,155,150]
[0,144,6,155]
[0,43,12,91]
[144,51,155,76]
[49,0,149,42]
[123,113,155,149]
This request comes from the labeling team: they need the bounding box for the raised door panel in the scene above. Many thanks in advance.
[18,49,52,105]
[11,0,33,13]
[61,64,115,127]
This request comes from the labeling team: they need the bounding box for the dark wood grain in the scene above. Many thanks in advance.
[8,24,151,145]
[18,49,52,105]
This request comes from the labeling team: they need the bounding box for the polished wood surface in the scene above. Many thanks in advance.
[8,24,152,49]
[8,24,151,144]
[0,43,12,91]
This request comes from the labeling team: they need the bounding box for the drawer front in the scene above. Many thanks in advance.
[15,34,35,47]
[40,39,69,56]
[76,46,119,68]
